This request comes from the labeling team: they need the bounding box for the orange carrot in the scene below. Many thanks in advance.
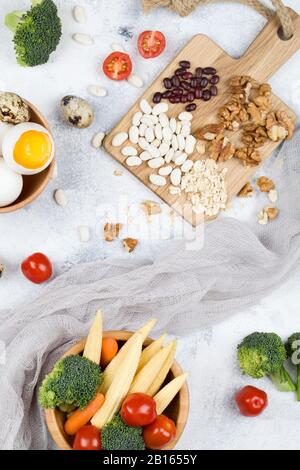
[100,338,119,368]
[64,393,105,435]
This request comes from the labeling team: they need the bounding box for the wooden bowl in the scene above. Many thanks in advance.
[45,331,189,451]
[0,99,55,213]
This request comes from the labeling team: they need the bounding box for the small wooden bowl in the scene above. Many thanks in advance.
[0,99,55,213]
[45,331,189,451]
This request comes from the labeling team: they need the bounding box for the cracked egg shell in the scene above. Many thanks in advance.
[61,95,94,128]
[2,122,55,175]
[0,92,30,124]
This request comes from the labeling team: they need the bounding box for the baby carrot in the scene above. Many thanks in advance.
[100,337,119,368]
[64,393,105,435]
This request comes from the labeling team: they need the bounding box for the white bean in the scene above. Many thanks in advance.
[92,131,105,149]
[152,139,161,148]
[175,121,182,135]
[147,145,160,158]
[73,6,87,24]
[126,156,142,167]
[162,127,173,141]
[154,123,163,141]
[88,85,107,97]
[149,174,167,186]
[140,151,152,161]
[181,125,191,138]
[132,111,142,126]
[140,99,152,114]
[172,134,179,151]
[158,165,172,176]
[170,168,182,186]
[159,142,170,157]
[148,157,165,168]
[152,102,169,115]
[174,152,188,166]
[177,134,185,151]
[129,126,139,144]
[181,159,194,173]
[141,116,154,127]
[185,135,196,155]
[54,189,68,207]
[165,148,174,164]
[72,33,93,45]
[122,146,138,156]
[159,113,169,128]
[127,74,144,88]
[138,137,149,150]
[112,132,128,147]
[179,112,193,121]
[169,117,177,133]
[145,127,155,143]
[138,123,147,137]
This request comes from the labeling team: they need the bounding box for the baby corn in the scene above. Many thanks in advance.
[83,310,103,364]
[147,340,177,397]
[154,373,188,415]
[137,333,166,373]
[91,332,143,429]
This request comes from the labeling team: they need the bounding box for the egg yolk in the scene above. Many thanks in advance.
[13,130,52,170]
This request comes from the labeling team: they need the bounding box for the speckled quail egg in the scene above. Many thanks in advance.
[2,122,55,175]
[0,158,23,207]
[0,92,30,124]
[61,95,94,128]
[0,121,13,157]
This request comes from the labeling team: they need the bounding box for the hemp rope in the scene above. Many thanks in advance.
[142,0,294,39]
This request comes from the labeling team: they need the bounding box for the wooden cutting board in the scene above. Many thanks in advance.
[104,8,300,226]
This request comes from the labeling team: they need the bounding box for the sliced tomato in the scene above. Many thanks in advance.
[103,52,132,81]
[138,31,166,59]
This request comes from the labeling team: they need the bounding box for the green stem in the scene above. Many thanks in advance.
[4,11,26,33]
[297,365,300,401]
[270,366,296,392]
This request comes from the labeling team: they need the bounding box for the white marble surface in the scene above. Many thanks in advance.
[1,0,300,450]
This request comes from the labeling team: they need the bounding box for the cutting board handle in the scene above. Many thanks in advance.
[237,8,300,82]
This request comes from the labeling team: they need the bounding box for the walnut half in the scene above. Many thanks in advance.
[256,176,275,193]
[235,147,262,167]
[123,238,138,253]
[238,182,254,197]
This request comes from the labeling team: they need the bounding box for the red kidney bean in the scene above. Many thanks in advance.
[202,89,211,101]
[162,90,172,98]
[195,67,203,77]
[200,77,208,88]
[203,67,217,75]
[153,92,162,103]
[181,95,188,103]
[171,76,181,87]
[179,60,191,69]
[163,78,172,89]
[181,82,192,92]
[170,95,181,104]
[175,68,186,76]
[182,72,193,80]
[210,85,218,96]
[187,92,195,102]
[210,75,220,85]
[195,87,203,99]
[186,103,197,112]
[173,88,183,95]
[190,77,198,88]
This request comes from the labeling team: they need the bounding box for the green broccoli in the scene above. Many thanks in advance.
[5,0,62,67]
[286,333,300,401]
[39,355,102,410]
[102,414,145,451]
[237,332,296,392]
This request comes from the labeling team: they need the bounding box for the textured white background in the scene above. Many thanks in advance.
[1,0,300,450]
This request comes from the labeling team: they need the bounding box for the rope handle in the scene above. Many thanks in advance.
[142,0,294,39]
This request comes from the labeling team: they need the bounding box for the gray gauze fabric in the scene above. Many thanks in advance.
[0,130,300,449]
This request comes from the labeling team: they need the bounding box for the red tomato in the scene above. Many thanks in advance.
[235,385,268,417]
[121,393,157,427]
[73,425,102,451]
[21,252,52,284]
[143,415,176,449]
[138,31,166,59]
[103,52,132,81]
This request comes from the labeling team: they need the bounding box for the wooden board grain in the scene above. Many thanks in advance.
[104,8,300,226]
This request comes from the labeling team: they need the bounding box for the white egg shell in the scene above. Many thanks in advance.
[0,158,23,207]
[2,122,55,175]
[0,121,13,157]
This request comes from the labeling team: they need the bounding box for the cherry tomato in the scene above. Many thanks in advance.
[235,385,268,417]
[103,52,132,81]
[121,393,157,427]
[138,31,166,59]
[143,415,176,449]
[73,425,102,450]
[21,252,52,284]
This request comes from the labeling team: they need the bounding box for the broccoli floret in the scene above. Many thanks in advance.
[237,332,296,392]
[102,414,145,451]
[39,355,102,410]
[5,0,62,67]
[286,333,300,401]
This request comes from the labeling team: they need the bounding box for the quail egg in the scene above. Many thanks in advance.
[61,95,94,128]
[2,122,55,175]
[0,158,23,207]
[0,92,30,124]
